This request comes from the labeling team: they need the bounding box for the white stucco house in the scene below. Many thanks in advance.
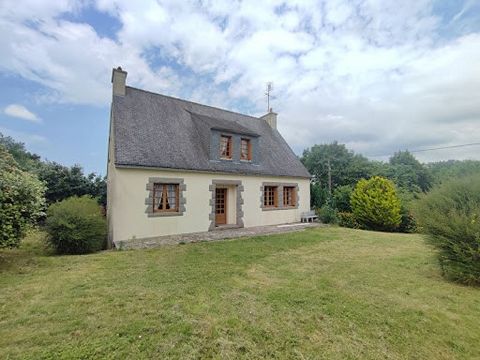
[107,67,311,247]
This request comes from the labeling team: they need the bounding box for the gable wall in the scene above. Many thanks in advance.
[106,108,116,247]
[109,167,310,244]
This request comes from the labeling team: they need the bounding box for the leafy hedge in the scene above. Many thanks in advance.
[414,175,480,285]
[0,146,45,248]
[45,196,106,254]
[317,204,338,224]
[351,176,401,231]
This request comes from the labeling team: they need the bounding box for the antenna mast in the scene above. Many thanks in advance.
[265,82,273,112]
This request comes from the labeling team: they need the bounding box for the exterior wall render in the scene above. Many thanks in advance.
[109,167,310,244]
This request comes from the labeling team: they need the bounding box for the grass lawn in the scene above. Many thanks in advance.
[1,227,479,359]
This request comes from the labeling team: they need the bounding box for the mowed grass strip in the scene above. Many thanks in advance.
[0,227,479,359]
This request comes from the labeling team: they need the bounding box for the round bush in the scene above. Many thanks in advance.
[351,176,401,231]
[45,196,106,254]
[414,175,480,285]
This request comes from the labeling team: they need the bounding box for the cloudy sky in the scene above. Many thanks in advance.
[1,0,479,174]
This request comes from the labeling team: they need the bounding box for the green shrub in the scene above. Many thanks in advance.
[338,212,360,229]
[398,207,417,233]
[333,185,353,212]
[0,146,45,248]
[414,175,480,285]
[45,196,106,254]
[351,176,401,231]
[397,189,417,233]
[318,205,338,224]
[310,182,329,209]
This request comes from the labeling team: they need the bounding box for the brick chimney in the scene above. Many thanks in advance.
[260,108,277,129]
[111,66,127,96]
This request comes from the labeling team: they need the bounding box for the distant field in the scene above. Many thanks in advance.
[1,227,479,359]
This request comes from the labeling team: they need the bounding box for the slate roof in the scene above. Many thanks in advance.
[112,86,311,178]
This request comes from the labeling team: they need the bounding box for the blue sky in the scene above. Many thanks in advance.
[1,0,480,175]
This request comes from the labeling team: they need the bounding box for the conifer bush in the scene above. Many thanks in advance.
[45,196,106,254]
[414,175,480,285]
[351,176,401,231]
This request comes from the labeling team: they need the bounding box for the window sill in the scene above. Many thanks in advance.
[220,157,233,161]
[262,206,278,211]
[262,206,298,211]
[148,211,183,217]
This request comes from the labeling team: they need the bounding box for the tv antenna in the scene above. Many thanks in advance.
[265,82,274,112]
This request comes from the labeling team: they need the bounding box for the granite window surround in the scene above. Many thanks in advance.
[145,177,186,217]
[208,180,244,230]
[260,182,299,211]
[209,130,260,165]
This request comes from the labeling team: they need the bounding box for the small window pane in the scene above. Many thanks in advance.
[241,138,251,160]
[167,184,177,210]
[283,186,295,207]
[153,183,179,212]
[264,186,277,207]
[220,135,232,159]
[154,184,164,210]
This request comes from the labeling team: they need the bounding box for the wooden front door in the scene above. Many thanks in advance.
[215,188,227,225]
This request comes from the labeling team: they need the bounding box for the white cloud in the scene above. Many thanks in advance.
[4,104,41,123]
[0,0,480,162]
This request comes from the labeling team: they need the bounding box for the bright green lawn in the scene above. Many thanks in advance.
[1,227,479,359]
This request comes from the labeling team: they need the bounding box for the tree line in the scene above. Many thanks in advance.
[301,142,435,206]
[301,141,480,230]
[0,133,106,248]
[0,133,106,206]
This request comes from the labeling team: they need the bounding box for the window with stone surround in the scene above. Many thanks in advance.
[261,182,299,211]
[145,178,186,217]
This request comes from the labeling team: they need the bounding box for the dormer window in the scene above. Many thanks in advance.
[240,138,252,161]
[220,135,232,159]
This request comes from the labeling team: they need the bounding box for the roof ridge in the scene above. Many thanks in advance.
[126,86,263,121]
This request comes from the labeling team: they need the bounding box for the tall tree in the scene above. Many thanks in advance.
[0,132,106,206]
[0,133,41,171]
[387,151,433,193]
[0,145,45,248]
[36,162,106,206]
[301,142,374,193]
